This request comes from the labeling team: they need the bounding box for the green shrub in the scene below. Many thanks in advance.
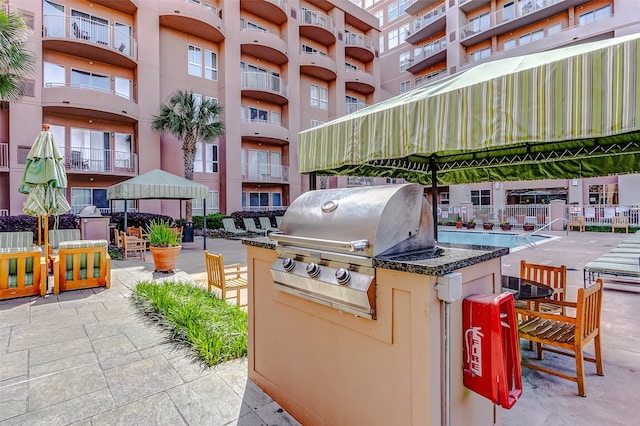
[191,213,226,230]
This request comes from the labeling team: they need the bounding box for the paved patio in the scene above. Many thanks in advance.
[1,231,638,425]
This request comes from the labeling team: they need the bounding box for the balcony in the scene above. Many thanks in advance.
[0,143,7,171]
[406,36,446,74]
[345,33,375,62]
[158,0,224,43]
[240,0,288,25]
[43,15,137,68]
[415,68,448,87]
[344,69,375,95]
[345,101,368,115]
[405,3,446,45]
[240,28,288,65]
[242,164,290,184]
[299,9,336,46]
[90,0,137,15]
[460,0,584,47]
[405,0,441,15]
[459,0,491,13]
[64,148,138,176]
[241,118,290,145]
[299,52,337,81]
[241,72,288,105]
[42,83,138,123]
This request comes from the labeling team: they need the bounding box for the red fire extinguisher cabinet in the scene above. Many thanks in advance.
[462,292,522,409]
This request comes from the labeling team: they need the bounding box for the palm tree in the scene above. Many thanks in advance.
[0,8,35,105]
[151,90,224,220]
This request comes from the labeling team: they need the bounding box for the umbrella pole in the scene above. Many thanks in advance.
[38,215,42,246]
[43,215,49,294]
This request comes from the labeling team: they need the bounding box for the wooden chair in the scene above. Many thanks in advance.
[515,280,604,397]
[171,226,183,242]
[611,216,629,234]
[127,226,143,238]
[517,260,567,314]
[114,230,122,248]
[120,231,146,261]
[568,215,585,232]
[204,252,248,306]
[0,247,47,299]
[47,229,82,272]
[53,240,111,294]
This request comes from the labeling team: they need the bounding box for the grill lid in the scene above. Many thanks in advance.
[271,184,435,258]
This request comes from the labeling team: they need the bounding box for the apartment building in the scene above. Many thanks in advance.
[0,0,381,217]
[348,0,640,208]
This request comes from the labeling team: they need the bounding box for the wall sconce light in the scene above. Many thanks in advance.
[494,182,500,190]
[572,178,579,186]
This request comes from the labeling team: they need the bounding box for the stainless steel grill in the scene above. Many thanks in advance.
[270,184,436,319]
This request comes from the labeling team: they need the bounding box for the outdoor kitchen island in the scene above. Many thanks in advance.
[243,238,509,426]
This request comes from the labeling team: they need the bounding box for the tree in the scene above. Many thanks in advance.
[151,90,224,220]
[0,8,35,105]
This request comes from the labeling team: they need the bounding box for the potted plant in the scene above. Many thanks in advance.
[483,222,494,230]
[500,222,512,231]
[523,222,535,231]
[455,216,463,229]
[146,219,182,273]
[466,219,477,229]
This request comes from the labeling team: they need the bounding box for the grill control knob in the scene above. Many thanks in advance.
[306,263,321,278]
[335,268,351,285]
[282,258,296,272]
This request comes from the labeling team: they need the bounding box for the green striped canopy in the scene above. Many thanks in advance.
[298,33,640,184]
[107,169,208,200]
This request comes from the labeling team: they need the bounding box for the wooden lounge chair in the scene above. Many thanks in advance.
[222,218,248,238]
[568,215,585,232]
[48,229,82,272]
[204,252,247,306]
[53,240,111,294]
[243,218,267,236]
[516,280,604,397]
[611,216,629,234]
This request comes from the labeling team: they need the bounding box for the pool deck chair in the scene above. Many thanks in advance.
[205,252,247,306]
[243,218,267,236]
[259,217,278,233]
[222,218,248,238]
[611,216,629,234]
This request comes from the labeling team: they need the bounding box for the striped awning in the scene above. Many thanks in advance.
[107,169,208,200]
[298,33,640,184]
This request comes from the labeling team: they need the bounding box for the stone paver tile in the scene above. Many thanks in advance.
[0,389,114,426]
[83,314,145,340]
[29,337,93,366]
[225,410,270,426]
[30,310,97,328]
[59,301,106,313]
[92,303,133,321]
[253,400,301,426]
[167,354,213,383]
[0,381,27,422]
[168,374,250,425]
[68,419,92,426]
[0,327,10,353]
[8,324,86,352]
[0,304,30,329]
[99,351,142,370]
[104,354,183,405]
[0,350,28,382]
[90,392,187,426]
[30,352,99,378]
[124,324,166,350]
[28,362,107,411]
[138,342,179,359]
[212,358,273,411]
[91,334,137,362]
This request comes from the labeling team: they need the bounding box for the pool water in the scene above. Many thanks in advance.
[437,230,548,249]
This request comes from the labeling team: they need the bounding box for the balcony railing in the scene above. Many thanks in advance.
[44,82,135,102]
[346,101,368,114]
[241,72,287,97]
[43,14,138,60]
[0,143,7,169]
[265,0,287,11]
[412,2,446,33]
[300,9,335,34]
[416,68,447,87]
[461,0,563,40]
[345,33,374,51]
[64,148,137,175]
[413,36,446,63]
[185,0,218,15]
[242,164,289,183]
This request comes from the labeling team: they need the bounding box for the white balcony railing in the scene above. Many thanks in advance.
[64,147,137,174]
[412,2,446,33]
[43,14,138,61]
[345,33,374,51]
[265,0,287,12]
[242,164,289,183]
[241,72,287,97]
[416,68,447,87]
[413,36,446,63]
[300,9,335,34]
[44,82,135,102]
[185,0,218,15]
[0,143,7,169]
[346,101,368,114]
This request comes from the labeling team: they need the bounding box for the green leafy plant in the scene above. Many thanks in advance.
[145,219,181,247]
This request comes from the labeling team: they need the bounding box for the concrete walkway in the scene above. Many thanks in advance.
[1,231,639,425]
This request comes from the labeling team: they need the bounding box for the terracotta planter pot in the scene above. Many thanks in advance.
[501,224,512,231]
[483,223,494,230]
[149,245,182,273]
[523,225,535,231]
[455,221,463,229]
[466,222,476,229]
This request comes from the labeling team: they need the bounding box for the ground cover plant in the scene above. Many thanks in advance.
[133,280,247,366]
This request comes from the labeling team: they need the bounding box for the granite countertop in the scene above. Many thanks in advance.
[242,238,509,276]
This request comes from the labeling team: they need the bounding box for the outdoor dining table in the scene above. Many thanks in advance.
[501,275,554,300]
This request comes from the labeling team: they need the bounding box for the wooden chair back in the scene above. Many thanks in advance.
[53,240,111,294]
[127,227,143,238]
[568,215,585,232]
[611,216,629,234]
[516,280,604,396]
[114,230,122,248]
[520,260,567,307]
[120,231,146,261]
[0,247,47,299]
[205,252,248,306]
[171,226,183,241]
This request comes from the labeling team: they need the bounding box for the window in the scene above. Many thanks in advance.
[49,124,65,157]
[388,2,398,22]
[440,192,449,205]
[302,44,325,55]
[548,22,562,35]
[70,128,109,171]
[414,76,422,86]
[399,24,409,44]
[114,77,132,99]
[588,184,618,205]
[388,28,399,49]
[469,47,491,62]
[205,50,217,80]
[245,20,267,32]
[504,38,516,50]
[192,191,219,215]
[195,142,218,173]
[519,29,543,45]
[70,188,109,214]
[44,1,65,37]
[71,69,109,91]
[71,9,108,45]
[469,13,490,34]
[400,80,410,93]
[399,51,411,71]
[188,45,202,76]
[374,10,383,26]
[43,62,65,87]
[114,133,132,169]
[310,84,327,110]
[503,2,514,21]
[579,5,611,26]
[399,0,409,15]
[249,192,271,211]
[114,22,131,55]
[471,190,490,206]
[345,62,358,71]
[379,35,384,53]
[310,119,324,127]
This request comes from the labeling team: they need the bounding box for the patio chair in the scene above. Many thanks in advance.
[517,260,567,314]
[222,218,248,238]
[120,231,146,261]
[53,240,111,294]
[171,226,183,242]
[0,231,34,248]
[243,218,267,236]
[204,252,247,306]
[127,226,144,239]
[611,216,629,234]
[48,229,82,271]
[275,216,284,228]
[259,217,278,233]
[568,215,585,232]
[0,247,47,299]
[516,279,604,397]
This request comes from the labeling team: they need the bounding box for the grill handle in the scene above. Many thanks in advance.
[269,233,369,254]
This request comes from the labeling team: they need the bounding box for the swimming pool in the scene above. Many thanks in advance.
[437,230,549,249]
